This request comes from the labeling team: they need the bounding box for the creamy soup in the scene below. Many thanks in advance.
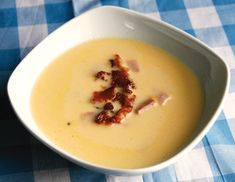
[31,38,204,169]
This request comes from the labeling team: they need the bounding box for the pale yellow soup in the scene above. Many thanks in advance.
[31,38,204,169]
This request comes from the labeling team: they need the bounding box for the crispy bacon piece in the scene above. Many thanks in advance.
[103,102,114,110]
[95,111,110,124]
[127,60,140,72]
[92,54,136,125]
[110,54,129,72]
[95,71,110,81]
[92,86,116,103]
[112,94,136,123]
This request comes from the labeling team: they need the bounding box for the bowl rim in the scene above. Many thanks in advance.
[7,6,230,175]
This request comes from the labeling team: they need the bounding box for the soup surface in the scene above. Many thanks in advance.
[31,38,204,169]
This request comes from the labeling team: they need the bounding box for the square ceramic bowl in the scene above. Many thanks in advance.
[7,6,230,175]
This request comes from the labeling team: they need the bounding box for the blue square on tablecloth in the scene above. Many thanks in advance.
[159,9,192,30]
[183,0,213,8]
[224,24,235,45]
[0,145,33,175]
[214,174,235,182]
[223,173,235,181]
[0,172,34,182]
[47,23,63,33]
[72,0,102,15]
[217,111,227,121]
[0,8,18,27]
[211,145,235,175]
[0,49,20,71]
[194,27,229,47]
[69,163,106,182]
[44,0,72,3]
[0,0,16,9]
[212,0,235,5]
[20,47,34,59]
[184,29,196,36]
[149,165,177,182]
[17,5,47,26]
[0,28,19,49]
[203,138,221,176]
[206,115,235,145]
[216,4,235,25]
[212,176,224,182]
[100,0,129,8]
[128,0,158,13]
[156,0,185,11]
[45,1,74,24]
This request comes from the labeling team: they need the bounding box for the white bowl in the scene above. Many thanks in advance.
[7,6,230,175]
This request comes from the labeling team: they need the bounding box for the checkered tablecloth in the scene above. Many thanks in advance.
[0,0,235,181]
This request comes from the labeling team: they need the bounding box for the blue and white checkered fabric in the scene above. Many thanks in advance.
[0,0,235,181]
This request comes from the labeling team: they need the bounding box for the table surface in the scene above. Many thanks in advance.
[0,0,235,181]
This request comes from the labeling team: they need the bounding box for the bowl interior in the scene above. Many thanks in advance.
[7,6,229,175]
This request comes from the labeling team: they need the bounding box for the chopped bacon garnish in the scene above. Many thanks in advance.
[92,86,116,103]
[135,98,158,114]
[92,54,136,125]
[127,60,140,72]
[95,71,110,81]
[110,54,129,72]
[95,111,110,124]
[104,102,114,110]
[111,70,128,85]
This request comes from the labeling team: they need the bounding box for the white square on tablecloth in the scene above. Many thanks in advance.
[34,168,70,182]
[16,0,44,8]
[187,6,221,29]
[146,12,161,20]
[212,46,235,69]
[18,24,48,48]
[223,93,235,120]
[227,118,235,141]
[106,175,143,182]
[175,148,213,181]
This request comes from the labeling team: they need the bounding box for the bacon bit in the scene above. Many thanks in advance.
[135,98,158,114]
[157,93,171,105]
[95,71,110,81]
[95,111,110,124]
[111,71,130,87]
[117,93,135,107]
[80,111,96,120]
[111,70,135,94]
[110,54,121,67]
[110,54,129,72]
[104,102,114,110]
[111,70,128,84]
[126,60,140,72]
[110,111,125,124]
[92,54,136,125]
[92,86,116,103]
[105,94,136,124]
